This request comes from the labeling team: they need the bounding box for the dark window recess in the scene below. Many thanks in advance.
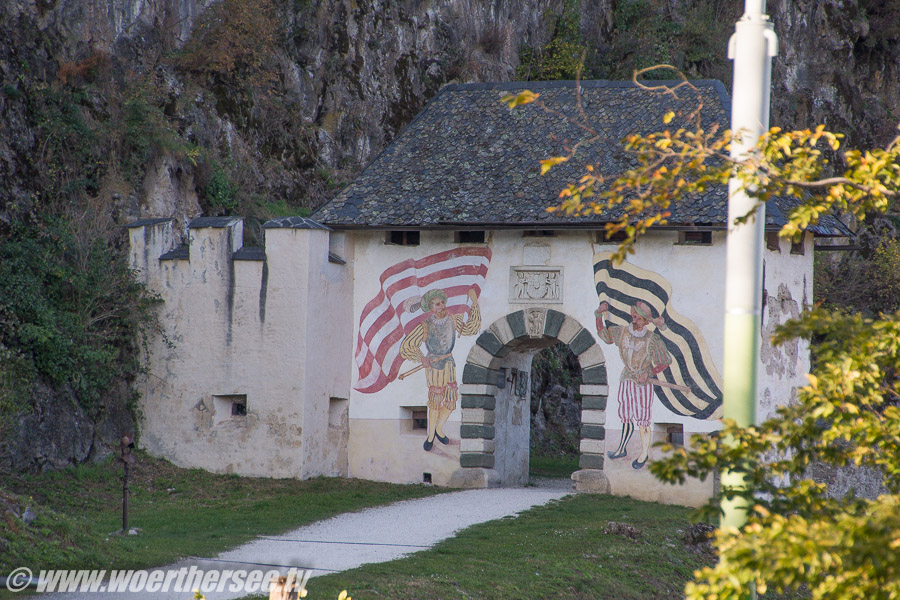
[387,231,420,246]
[423,472,432,484]
[766,232,781,252]
[523,230,556,237]
[412,410,428,430]
[791,238,805,255]
[596,230,628,243]
[678,231,712,245]
[455,230,486,243]
[666,424,684,447]
[231,400,247,416]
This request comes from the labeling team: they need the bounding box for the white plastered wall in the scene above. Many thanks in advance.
[128,219,353,479]
[129,220,814,504]
[758,232,813,424]
[347,229,741,504]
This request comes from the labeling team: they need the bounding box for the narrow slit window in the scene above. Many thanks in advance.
[790,238,805,255]
[595,230,628,244]
[386,231,420,246]
[455,230,486,243]
[678,231,712,246]
[523,230,556,237]
[766,232,781,252]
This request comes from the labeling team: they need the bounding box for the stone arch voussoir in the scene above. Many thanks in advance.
[455,307,610,490]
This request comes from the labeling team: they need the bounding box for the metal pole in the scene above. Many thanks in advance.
[722,0,777,597]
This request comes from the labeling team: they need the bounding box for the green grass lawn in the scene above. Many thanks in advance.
[291,494,714,600]
[0,452,444,575]
[529,451,580,478]
[2,454,716,600]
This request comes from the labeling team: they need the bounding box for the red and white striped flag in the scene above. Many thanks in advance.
[354,247,492,393]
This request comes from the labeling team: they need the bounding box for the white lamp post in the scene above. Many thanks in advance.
[722,1,777,596]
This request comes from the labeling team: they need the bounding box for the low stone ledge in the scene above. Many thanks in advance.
[571,469,611,493]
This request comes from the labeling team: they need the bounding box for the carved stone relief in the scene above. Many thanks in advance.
[509,266,563,304]
[525,308,546,338]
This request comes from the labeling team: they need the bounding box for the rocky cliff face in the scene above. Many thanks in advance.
[2,0,896,221]
[771,0,900,148]
[1,0,896,472]
[0,0,566,229]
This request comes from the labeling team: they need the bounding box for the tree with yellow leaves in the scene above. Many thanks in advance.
[504,70,900,600]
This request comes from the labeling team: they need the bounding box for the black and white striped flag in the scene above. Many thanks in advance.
[593,252,723,420]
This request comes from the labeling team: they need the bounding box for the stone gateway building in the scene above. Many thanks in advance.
[127,80,846,507]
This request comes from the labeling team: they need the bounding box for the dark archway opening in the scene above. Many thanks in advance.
[529,342,583,479]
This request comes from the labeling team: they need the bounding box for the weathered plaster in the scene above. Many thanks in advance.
[130,222,814,508]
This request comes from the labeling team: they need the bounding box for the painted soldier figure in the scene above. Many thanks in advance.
[401,288,481,451]
[595,300,672,469]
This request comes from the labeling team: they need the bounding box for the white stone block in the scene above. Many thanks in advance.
[580,439,606,455]
[581,409,606,425]
[460,438,496,453]
[460,384,498,396]
[577,344,606,368]
[462,408,495,425]
[490,317,515,345]
[557,317,582,344]
[467,344,495,368]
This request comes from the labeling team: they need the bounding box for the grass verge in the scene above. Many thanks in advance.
[293,494,714,600]
[0,452,443,575]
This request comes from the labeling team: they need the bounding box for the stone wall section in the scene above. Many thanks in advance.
[126,216,353,479]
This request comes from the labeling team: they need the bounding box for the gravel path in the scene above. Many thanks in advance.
[33,483,572,599]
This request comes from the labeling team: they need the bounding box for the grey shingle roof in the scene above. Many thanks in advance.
[312,80,847,236]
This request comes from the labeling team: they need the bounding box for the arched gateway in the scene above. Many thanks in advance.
[448,308,610,492]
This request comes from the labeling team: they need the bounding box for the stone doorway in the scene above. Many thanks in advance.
[449,308,610,491]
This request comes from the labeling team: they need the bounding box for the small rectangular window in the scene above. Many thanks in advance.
[766,232,781,252]
[212,394,248,426]
[455,230,486,243]
[401,406,429,434]
[666,424,684,447]
[790,237,805,255]
[595,230,627,244]
[678,231,712,246]
[523,230,556,237]
[329,397,349,430]
[386,230,420,245]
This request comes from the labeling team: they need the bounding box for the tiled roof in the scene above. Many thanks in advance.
[313,80,847,236]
